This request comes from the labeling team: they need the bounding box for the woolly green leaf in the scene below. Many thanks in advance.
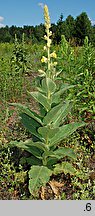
[29,166,52,195]
[53,162,77,175]
[9,140,46,159]
[20,113,43,141]
[50,122,86,147]
[20,156,42,166]
[28,91,51,111]
[52,84,75,104]
[54,147,77,160]
[26,157,42,166]
[43,101,71,127]
[43,103,62,125]
[25,140,48,152]
[9,103,43,125]
[39,104,47,117]
[42,78,56,94]
[47,158,59,167]
[42,150,60,159]
[38,126,59,140]
[25,146,43,159]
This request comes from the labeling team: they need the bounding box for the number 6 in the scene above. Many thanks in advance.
[86,203,91,211]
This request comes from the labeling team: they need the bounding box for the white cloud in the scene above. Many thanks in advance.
[0,23,5,27]
[91,20,95,26]
[89,17,95,26]
[0,16,4,22]
[38,2,44,9]
[0,16,5,28]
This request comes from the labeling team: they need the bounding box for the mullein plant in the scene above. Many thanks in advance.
[9,5,86,196]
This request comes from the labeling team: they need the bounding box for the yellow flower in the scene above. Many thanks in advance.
[41,56,47,63]
[50,51,57,58]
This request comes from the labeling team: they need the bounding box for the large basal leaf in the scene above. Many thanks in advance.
[25,146,43,159]
[20,113,43,141]
[42,150,61,159]
[20,156,42,166]
[28,91,51,111]
[9,103,43,125]
[38,126,59,140]
[26,156,42,166]
[9,140,34,155]
[29,166,52,195]
[42,78,56,94]
[50,122,86,147]
[53,147,77,160]
[53,162,77,175]
[43,101,71,127]
[9,140,46,159]
[47,158,59,168]
[25,140,48,152]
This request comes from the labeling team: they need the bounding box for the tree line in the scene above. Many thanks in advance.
[0,12,95,45]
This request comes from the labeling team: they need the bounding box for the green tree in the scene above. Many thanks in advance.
[55,14,75,44]
[54,14,64,43]
[34,24,45,43]
[75,12,92,45]
[9,25,23,42]
[65,15,75,41]
[0,26,12,42]
[51,23,57,44]
[91,25,95,45]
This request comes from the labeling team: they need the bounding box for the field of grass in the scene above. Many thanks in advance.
[0,16,95,199]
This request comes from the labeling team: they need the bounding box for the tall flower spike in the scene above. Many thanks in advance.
[44,5,51,30]
[43,5,51,74]
[42,5,57,79]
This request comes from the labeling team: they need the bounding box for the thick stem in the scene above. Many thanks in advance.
[47,47,50,71]
[42,154,48,166]
[47,29,51,77]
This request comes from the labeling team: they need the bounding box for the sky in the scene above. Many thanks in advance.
[0,0,95,27]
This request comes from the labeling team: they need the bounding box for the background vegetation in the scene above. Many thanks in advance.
[0,12,95,45]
